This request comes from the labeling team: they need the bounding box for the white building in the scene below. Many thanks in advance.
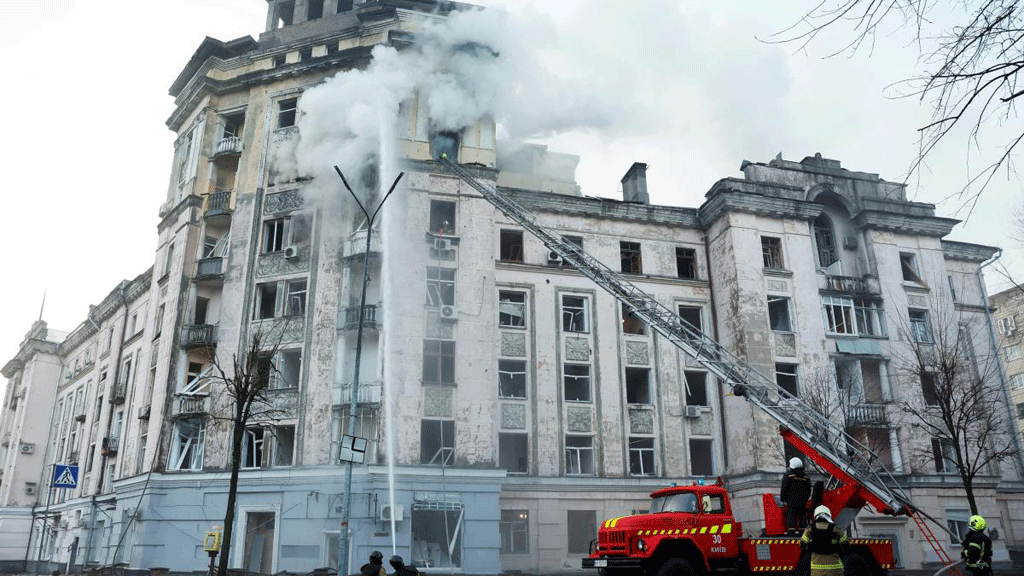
[0,1,1021,573]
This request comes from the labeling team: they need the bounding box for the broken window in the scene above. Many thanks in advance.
[567,510,597,553]
[909,309,932,343]
[498,360,526,399]
[684,371,708,406]
[563,364,591,402]
[263,218,286,253]
[286,279,307,316]
[499,229,524,262]
[561,295,589,333]
[411,501,463,568]
[562,235,583,269]
[761,236,783,269]
[629,437,655,476]
[277,97,298,129]
[822,296,855,335]
[500,510,529,554]
[431,131,460,162]
[277,349,301,389]
[813,213,838,267]
[203,236,218,258]
[620,241,643,274]
[221,111,245,139]
[677,305,703,333]
[243,427,266,469]
[194,297,209,325]
[900,253,925,284]
[775,363,798,398]
[565,436,594,475]
[689,438,713,476]
[255,283,278,319]
[429,200,456,234]
[920,371,940,406]
[854,299,886,336]
[307,0,324,19]
[676,247,697,279]
[499,432,528,474]
[276,1,295,27]
[498,291,526,328]
[625,368,650,404]
[274,425,295,466]
[425,267,456,307]
[932,437,956,473]
[422,339,455,386]
[420,419,454,465]
[337,0,353,12]
[170,419,204,470]
[256,353,273,391]
[767,297,792,332]
[622,303,646,335]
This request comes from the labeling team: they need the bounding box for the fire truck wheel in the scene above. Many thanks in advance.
[655,558,695,576]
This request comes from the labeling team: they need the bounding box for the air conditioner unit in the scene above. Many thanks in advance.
[283,245,299,259]
[433,238,453,251]
[439,305,458,320]
[24,482,37,495]
[843,236,857,249]
[381,504,404,522]
[547,250,563,264]
[19,442,35,454]
[683,406,701,418]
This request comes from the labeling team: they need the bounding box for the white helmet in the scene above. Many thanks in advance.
[813,505,833,523]
[789,457,803,469]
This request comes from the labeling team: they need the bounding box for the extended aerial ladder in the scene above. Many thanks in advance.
[438,156,956,568]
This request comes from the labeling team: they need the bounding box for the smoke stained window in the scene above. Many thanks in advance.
[429,199,456,234]
[277,97,298,129]
[431,131,460,161]
[500,229,524,262]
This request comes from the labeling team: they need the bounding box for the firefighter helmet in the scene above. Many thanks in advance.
[813,505,833,523]
[969,515,986,532]
[370,551,383,563]
[789,457,803,470]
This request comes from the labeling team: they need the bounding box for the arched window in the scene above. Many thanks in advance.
[814,213,838,267]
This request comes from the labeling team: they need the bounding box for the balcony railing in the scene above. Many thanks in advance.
[111,382,127,404]
[343,305,380,330]
[195,257,224,280]
[204,191,233,219]
[848,403,888,426]
[74,399,86,422]
[173,393,211,417]
[213,136,243,157]
[182,324,218,349]
[335,380,383,405]
[822,274,879,295]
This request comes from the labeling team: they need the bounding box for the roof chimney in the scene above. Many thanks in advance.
[621,162,649,204]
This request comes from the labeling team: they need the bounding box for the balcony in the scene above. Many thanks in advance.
[74,400,86,422]
[820,274,880,295]
[213,136,243,158]
[848,403,888,427]
[204,191,233,222]
[111,382,127,405]
[195,257,225,283]
[334,380,382,405]
[342,305,380,330]
[342,228,383,260]
[181,324,218,349]
[173,393,211,417]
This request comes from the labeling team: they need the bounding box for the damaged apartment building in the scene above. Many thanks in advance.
[1,0,1022,573]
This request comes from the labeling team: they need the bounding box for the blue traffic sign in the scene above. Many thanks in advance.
[53,464,79,489]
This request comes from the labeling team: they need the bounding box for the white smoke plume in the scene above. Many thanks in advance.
[278,5,614,208]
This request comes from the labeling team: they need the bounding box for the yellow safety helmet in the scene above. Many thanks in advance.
[969,515,986,532]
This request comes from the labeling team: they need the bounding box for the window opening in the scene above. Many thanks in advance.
[920,371,940,406]
[561,295,589,333]
[275,425,295,466]
[900,253,924,284]
[194,297,209,325]
[498,360,526,399]
[629,438,655,476]
[337,0,353,12]
[677,305,703,333]
[933,439,957,473]
[498,433,528,474]
[563,364,591,402]
[221,112,245,139]
[948,275,958,301]
[767,297,792,331]
[620,241,643,274]
[761,236,783,269]
[286,279,307,316]
[422,340,455,386]
[854,300,886,336]
[278,349,301,389]
[256,283,278,319]
[263,218,286,253]
[420,419,454,465]
[822,296,855,335]
[256,354,273,391]
[429,200,456,235]
[565,436,594,475]
[499,510,529,554]
[775,363,798,397]
[276,1,295,27]
[498,291,525,328]
[676,247,697,279]
[164,243,175,277]
[431,131,460,162]
[170,419,205,470]
[277,97,298,129]
[243,427,266,468]
[307,0,324,19]
[813,213,838,267]
[622,303,646,335]
[689,438,713,476]
[909,309,932,342]
[243,511,276,573]
[625,368,650,404]
[684,371,708,406]
[499,229,524,262]
[411,502,463,568]
[946,509,970,544]
[426,267,456,307]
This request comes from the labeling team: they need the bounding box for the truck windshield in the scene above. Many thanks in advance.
[649,493,698,514]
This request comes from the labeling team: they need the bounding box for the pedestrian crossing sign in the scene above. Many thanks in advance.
[53,464,79,489]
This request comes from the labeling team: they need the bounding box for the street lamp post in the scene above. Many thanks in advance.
[334,166,403,575]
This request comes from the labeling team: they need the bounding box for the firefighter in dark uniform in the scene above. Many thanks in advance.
[961,515,993,576]
[389,555,418,576]
[781,457,811,533]
[361,551,386,576]
[800,505,848,576]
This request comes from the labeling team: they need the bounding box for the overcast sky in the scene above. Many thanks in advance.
[1,0,1020,365]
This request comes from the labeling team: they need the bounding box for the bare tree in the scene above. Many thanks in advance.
[772,1,1024,216]
[894,305,1016,513]
[205,327,286,576]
